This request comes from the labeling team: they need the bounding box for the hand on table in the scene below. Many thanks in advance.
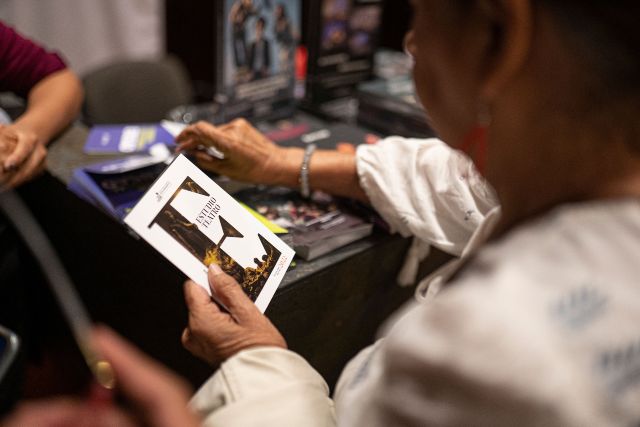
[176,119,300,185]
[182,264,287,366]
[1,327,201,427]
[0,124,47,190]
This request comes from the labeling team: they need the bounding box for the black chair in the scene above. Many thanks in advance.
[82,56,193,125]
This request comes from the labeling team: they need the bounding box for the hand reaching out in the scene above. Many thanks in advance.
[176,119,302,186]
[182,264,287,366]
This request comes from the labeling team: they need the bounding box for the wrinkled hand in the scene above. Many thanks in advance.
[176,119,292,184]
[182,264,287,366]
[0,124,47,189]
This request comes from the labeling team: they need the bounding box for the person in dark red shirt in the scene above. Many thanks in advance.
[0,21,83,189]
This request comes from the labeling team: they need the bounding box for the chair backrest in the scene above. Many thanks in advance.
[82,56,193,125]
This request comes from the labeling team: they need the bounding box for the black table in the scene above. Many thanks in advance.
[19,124,451,391]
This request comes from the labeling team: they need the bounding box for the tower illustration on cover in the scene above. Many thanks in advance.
[148,178,282,301]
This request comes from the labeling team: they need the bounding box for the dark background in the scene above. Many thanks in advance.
[165,0,413,100]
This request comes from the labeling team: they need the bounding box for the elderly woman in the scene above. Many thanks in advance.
[4,0,639,425]
[176,1,640,425]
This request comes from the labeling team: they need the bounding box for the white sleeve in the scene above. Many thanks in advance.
[356,137,497,256]
[190,347,336,427]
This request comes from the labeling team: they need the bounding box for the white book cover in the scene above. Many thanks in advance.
[124,154,295,312]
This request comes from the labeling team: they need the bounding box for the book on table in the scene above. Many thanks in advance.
[234,186,373,261]
[68,154,170,221]
[83,121,186,154]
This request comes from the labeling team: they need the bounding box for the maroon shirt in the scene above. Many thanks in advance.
[0,21,67,98]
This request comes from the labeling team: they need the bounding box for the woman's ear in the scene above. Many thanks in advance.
[478,0,534,101]
[404,30,417,59]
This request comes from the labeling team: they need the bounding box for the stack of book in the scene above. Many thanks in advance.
[68,122,184,220]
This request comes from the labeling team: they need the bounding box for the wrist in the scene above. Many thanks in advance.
[270,147,304,188]
[9,121,44,145]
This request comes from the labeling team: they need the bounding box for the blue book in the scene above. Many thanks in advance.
[68,155,169,220]
[83,121,185,154]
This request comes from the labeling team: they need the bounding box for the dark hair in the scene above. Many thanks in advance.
[446,1,640,149]
[536,2,640,151]
[257,17,266,28]
[540,2,640,97]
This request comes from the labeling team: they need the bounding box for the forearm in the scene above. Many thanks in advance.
[270,147,370,203]
[192,347,335,427]
[13,69,83,145]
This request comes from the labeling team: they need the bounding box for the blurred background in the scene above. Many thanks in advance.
[0,0,410,86]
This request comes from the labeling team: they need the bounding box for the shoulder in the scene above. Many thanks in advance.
[381,200,640,424]
[445,200,640,336]
[472,199,640,288]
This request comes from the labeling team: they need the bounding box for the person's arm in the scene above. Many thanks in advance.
[183,265,336,426]
[177,120,498,255]
[0,69,82,189]
[191,347,335,427]
[176,119,369,202]
[0,22,83,188]
[11,68,83,148]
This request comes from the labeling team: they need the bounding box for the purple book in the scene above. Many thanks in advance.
[84,123,178,154]
[68,156,169,221]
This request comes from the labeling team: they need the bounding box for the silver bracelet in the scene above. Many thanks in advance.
[299,143,316,198]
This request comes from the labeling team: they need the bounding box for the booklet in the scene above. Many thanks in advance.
[124,155,295,312]
[84,121,187,154]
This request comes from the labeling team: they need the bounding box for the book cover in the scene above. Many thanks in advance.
[234,186,373,260]
[68,155,170,220]
[83,121,185,154]
[218,0,302,121]
[304,0,383,106]
[124,155,295,312]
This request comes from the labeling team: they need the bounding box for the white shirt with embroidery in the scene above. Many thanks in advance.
[190,137,640,427]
